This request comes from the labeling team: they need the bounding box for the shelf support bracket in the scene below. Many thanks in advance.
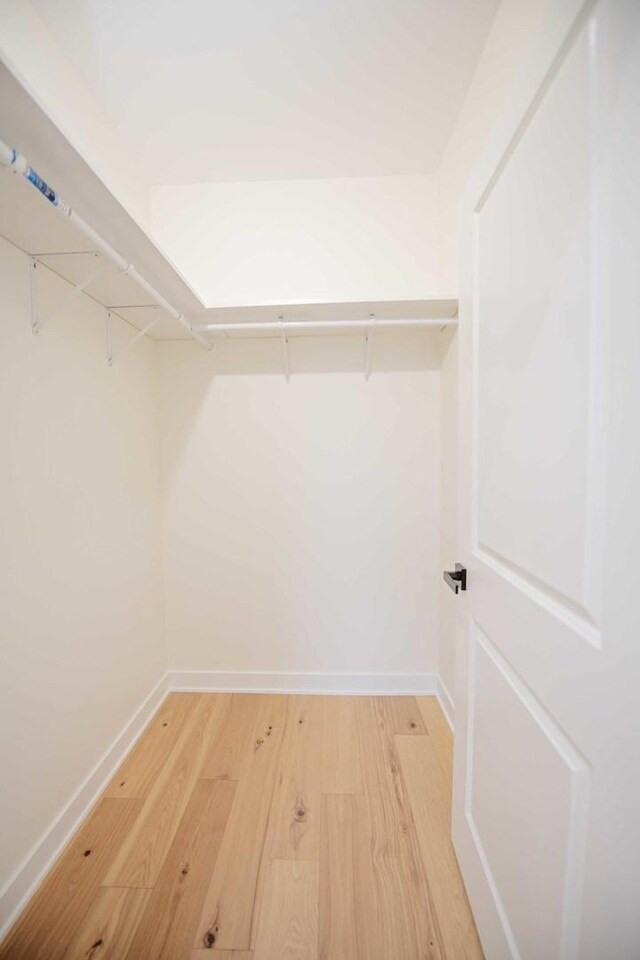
[32,256,110,334]
[106,309,113,365]
[364,314,375,380]
[279,316,291,382]
[29,257,38,335]
[106,309,159,366]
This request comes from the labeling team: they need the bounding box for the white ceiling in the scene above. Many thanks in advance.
[30,0,499,184]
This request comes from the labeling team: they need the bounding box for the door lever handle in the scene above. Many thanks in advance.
[443,563,467,594]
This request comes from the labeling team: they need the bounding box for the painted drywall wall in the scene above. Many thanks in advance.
[439,327,458,711]
[437,0,548,290]
[148,0,550,306]
[29,0,500,184]
[150,175,442,307]
[156,334,443,677]
[0,238,164,892]
[0,0,150,228]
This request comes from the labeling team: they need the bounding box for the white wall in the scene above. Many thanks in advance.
[0,0,150,227]
[0,238,164,892]
[150,175,441,307]
[156,335,443,680]
[148,0,550,305]
[437,0,549,290]
[438,327,458,711]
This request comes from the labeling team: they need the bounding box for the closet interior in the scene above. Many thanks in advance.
[0,51,462,957]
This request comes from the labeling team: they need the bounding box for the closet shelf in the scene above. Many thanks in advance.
[0,63,458,349]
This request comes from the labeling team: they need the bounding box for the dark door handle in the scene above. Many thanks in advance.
[443,563,467,594]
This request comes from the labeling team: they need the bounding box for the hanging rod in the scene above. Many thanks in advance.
[193,317,457,335]
[0,138,211,351]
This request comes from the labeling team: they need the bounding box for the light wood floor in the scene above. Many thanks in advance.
[0,694,483,959]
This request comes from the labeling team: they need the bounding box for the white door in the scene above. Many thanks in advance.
[452,1,640,959]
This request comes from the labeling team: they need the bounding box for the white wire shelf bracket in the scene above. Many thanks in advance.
[105,309,160,366]
[0,138,211,353]
[29,254,111,334]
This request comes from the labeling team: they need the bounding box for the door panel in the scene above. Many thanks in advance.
[475,16,597,620]
[467,624,589,960]
[453,2,640,959]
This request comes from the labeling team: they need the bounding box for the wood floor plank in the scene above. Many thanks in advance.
[200,693,258,780]
[264,695,322,860]
[380,696,428,735]
[252,860,318,960]
[2,693,480,960]
[355,697,444,959]
[194,696,288,952]
[190,952,252,958]
[320,697,362,794]
[104,694,201,799]
[416,696,454,785]
[125,778,237,960]
[322,786,427,960]
[103,694,227,888]
[0,799,141,960]
[61,886,151,960]
[396,734,483,959]
[352,792,444,960]
[355,697,414,859]
[319,795,358,960]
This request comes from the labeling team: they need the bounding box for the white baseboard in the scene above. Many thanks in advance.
[168,670,437,696]
[436,676,455,731]
[0,667,444,942]
[0,673,170,940]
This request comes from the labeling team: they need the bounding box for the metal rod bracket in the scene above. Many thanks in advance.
[279,316,291,382]
[364,314,375,380]
[29,257,38,335]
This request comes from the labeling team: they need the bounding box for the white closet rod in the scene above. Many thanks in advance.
[0,138,211,350]
[194,317,457,334]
